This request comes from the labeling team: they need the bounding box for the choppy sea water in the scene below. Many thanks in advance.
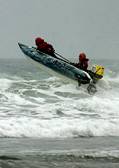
[0,58,119,168]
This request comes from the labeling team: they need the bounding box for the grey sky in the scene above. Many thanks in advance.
[0,0,119,60]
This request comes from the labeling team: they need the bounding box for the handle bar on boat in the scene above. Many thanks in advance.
[55,52,72,64]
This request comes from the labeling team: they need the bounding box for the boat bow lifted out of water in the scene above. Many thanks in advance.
[18,43,104,94]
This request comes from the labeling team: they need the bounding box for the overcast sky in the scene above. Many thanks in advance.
[0,0,119,60]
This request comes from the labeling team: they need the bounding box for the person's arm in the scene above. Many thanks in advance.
[47,44,55,53]
[71,62,80,68]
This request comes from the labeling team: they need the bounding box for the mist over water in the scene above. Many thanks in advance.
[0,58,119,138]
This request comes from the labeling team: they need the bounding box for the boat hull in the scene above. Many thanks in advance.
[18,43,91,85]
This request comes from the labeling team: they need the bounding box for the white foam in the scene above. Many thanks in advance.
[0,116,119,138]
[0,71,119,138]
[0,78,12,91]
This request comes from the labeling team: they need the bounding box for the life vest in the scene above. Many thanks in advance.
[37,42,55,56]
[79,59,89,70]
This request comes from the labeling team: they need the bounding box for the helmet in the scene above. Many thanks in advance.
[35,37,44,46]
[79,52,86,61]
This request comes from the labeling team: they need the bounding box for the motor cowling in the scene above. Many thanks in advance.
[92,65,104,78]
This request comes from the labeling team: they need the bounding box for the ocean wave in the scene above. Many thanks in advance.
[0,70,119,138]
[33,150,119,162]
[0,117,119,138]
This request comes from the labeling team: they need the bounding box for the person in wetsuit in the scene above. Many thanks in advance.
[35,37,56,57]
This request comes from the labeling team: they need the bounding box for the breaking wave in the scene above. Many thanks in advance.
[0,68,119,138]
